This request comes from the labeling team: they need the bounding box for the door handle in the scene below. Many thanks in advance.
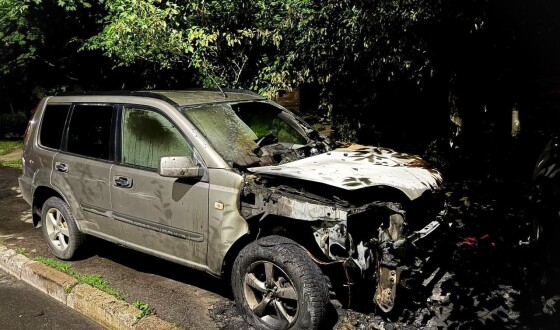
[55,162,68,173]
[113,176,133,188]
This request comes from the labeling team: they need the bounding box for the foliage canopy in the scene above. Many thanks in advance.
[0,0,558,152]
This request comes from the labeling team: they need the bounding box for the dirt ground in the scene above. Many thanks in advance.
[0,148,22,161]
[1,149,559,329]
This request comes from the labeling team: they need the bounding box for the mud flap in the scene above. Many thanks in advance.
[374,266,401,312]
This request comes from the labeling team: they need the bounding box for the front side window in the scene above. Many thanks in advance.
[39,104,71,150]
[66,104,113,160]
[121,107,194,169]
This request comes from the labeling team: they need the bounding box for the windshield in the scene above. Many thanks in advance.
[182,101,309,167]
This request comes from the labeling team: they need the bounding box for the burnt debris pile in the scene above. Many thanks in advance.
[333,177,559,330]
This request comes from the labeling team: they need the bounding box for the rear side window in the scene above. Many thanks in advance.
[66,104,114,160]
[39,105,71,150]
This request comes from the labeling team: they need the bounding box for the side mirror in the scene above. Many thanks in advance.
[158,156,203,178]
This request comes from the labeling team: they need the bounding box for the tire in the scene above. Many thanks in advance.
[41,197,85,260]
[231,235,329,330]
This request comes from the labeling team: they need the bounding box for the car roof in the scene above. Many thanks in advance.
[56,89,267,107]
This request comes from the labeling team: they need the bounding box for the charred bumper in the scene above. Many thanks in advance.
[311,193,448,312]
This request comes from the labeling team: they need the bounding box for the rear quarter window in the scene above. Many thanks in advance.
[39,104,71,150]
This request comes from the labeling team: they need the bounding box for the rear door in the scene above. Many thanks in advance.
[26,103,71,205]
[110,105,209,267]
[51,103,122,240]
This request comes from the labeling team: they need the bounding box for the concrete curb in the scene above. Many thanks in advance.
[0,245,178,330]
[22,261,78,304]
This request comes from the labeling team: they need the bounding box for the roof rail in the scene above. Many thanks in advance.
[55,90,178,105]
[55,89,262,105]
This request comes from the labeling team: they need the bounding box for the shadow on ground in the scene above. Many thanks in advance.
[87,238,229,296]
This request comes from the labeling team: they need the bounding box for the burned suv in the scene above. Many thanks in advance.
[19,90,446,330]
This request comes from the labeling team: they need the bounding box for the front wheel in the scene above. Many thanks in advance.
[232,236,329,330]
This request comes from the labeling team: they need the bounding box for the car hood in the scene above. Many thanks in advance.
[248,144,443,200]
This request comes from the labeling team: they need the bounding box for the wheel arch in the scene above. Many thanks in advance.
[221,233,254,282]
[32,186,67,228]
[220,215,324,281]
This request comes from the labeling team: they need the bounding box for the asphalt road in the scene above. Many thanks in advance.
[0,268,102,330]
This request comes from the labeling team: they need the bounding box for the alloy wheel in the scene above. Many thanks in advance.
[45,207,69,251]
[243,261,299,329]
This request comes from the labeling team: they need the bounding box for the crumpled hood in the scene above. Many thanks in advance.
[248,144,443,200]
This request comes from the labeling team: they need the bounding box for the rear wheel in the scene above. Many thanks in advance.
[232,236,329,330]
[41,197,85,260]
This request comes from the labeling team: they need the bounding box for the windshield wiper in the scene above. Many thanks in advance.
[255,133,278,147]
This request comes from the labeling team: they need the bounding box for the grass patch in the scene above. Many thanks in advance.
[34,256,73,273]
[132,300,155,319]
[0,140,22,156]
[33,256,126,300]
[14,247,29,256]
[75,273,126,300]
[0,159,23,169]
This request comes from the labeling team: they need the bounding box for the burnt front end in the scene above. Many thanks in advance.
[241,173,447,313]
[241,145,448,312]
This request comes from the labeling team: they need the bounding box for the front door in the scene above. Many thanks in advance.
[110,105,209,267]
